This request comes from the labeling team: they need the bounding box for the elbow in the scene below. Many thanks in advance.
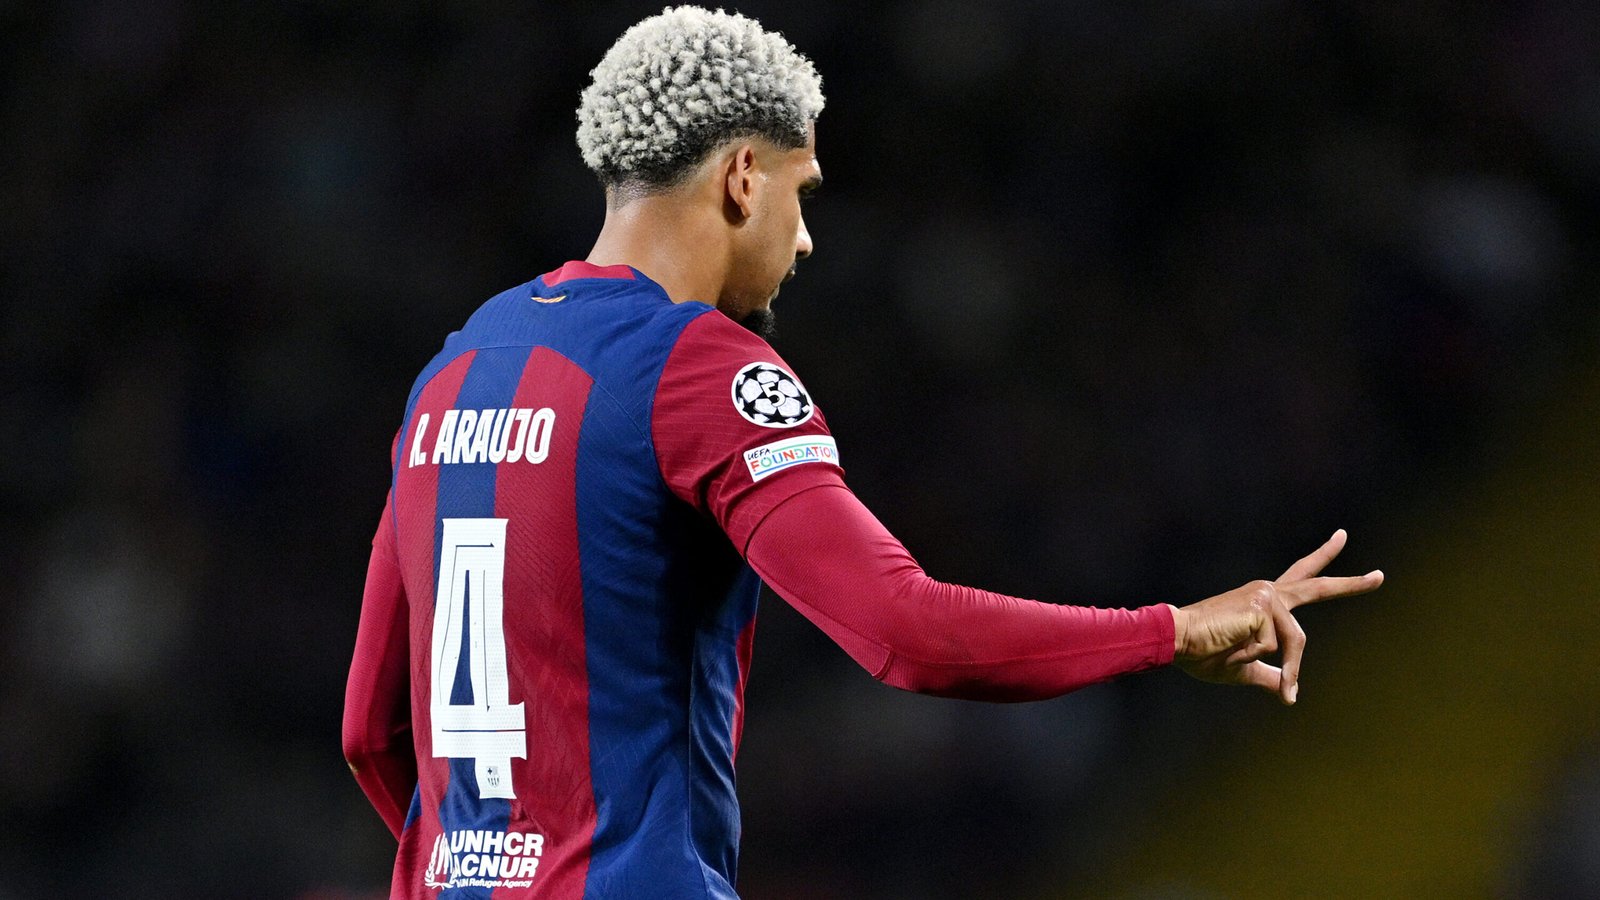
[870,659,959,698]
[877,661,1053,702]
[872,642,1064,703]
[870,646,979,699]
[342,730,377,772]
[341,713,401,771]
[874,658,960,697]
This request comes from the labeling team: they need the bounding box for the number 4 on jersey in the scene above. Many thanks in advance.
[431,518,526,799]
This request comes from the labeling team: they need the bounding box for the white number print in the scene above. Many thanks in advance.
[431,518,525,799]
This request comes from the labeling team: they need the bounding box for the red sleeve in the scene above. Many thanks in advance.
[341,493,417,839]
[746,484,1176,702]
[653,311,845,550]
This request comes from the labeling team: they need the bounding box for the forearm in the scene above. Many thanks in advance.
[745,484,1175,701]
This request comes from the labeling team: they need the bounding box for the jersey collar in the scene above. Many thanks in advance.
[539,260,638,287]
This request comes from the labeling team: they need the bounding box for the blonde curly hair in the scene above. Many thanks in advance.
[576,6,825,188]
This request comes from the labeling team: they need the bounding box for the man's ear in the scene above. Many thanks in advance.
[723,143,759,221]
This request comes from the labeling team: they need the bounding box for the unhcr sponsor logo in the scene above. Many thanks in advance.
[423,828,544,891]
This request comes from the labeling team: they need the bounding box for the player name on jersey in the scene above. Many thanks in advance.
[407,407,556,468]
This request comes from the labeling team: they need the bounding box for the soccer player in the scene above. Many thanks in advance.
[342,7,1384,898]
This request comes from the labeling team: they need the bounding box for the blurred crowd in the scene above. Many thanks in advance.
[2,1,1596,897]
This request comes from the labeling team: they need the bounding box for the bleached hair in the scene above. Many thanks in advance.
[576,6,824,189]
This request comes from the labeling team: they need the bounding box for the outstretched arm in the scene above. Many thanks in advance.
[649,311,1381,702]
[745,483,1175,701]
[746,485,1381,704]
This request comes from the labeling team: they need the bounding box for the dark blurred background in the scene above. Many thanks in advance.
[3,1,1597,898]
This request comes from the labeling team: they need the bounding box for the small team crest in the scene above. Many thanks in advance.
[731,362,814,428]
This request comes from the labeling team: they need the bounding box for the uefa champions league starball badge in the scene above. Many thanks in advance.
[731,362,814,428]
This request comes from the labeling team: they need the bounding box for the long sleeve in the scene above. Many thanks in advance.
[341,495,417,839]
[745,484,1176,702]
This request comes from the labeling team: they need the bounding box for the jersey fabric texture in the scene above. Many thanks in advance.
[344,261,1177,900]
[745,485,1174,701]
[347,261,845,900]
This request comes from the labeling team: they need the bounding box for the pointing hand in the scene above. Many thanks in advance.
[1170,530,1383,704]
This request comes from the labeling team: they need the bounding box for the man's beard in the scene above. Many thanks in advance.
[739,307,778,341]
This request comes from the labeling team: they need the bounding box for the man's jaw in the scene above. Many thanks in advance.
[767,263,798,303]
[724,265,795,340]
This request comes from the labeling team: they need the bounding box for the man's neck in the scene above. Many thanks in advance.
[585,194,727,305]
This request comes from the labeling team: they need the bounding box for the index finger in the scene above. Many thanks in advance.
[1278,529,1348,582]
[1280,570,1384,609]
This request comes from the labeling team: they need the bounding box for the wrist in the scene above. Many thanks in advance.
[1166,604,1185,659]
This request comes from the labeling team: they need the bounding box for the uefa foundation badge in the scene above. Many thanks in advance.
[743,435,840,482]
